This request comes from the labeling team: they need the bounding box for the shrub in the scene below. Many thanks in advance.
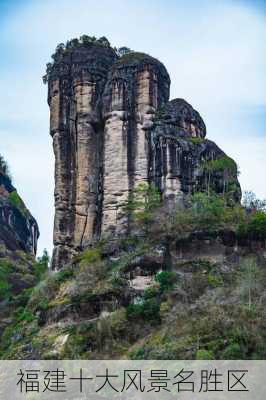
[186,137,205,145]
[196,349,214,360]
[77,248,102,266]
[0,154,11,179]
[237,210,266,241]
[43,36,113,83]
[9,191,27,215]
[191,192,226,230]
[13,288,33,307]
[129,347,146,359]
[126,299,160,323]
[123,183,161,232]
[0,260,13,299]
[248,211,266,240]
[33,249,49,280]
[220,343,243,359]
[155,271,177,292]
[207,273,224,287]
[144,285,160,299]
[55,268,74,283]
[15,307,36,323]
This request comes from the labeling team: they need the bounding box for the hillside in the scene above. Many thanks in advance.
[1,189,265,360]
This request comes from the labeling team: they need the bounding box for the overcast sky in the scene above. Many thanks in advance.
[0,0,265,256]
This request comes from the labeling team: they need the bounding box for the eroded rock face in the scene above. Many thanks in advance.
[0,171,39,254]
[149,99,241,203]
[101,53,170,235]
[47,42,240,269]
[48,44,117,268]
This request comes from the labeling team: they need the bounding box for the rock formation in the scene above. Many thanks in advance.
[46,38,241,269]
[0,159,39,255]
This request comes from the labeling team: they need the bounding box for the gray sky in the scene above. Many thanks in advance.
[0,0,265,255]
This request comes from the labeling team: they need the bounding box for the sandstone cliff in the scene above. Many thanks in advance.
[46,38,241,269]
[0,159,39,255]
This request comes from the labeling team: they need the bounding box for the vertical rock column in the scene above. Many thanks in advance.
[48,44,117,269]
[161,139,182,201]
[102,80,130,234]
[134,68,157,188]
[101,56,170,236]
[73,76,99,249]
[49,76,75,268]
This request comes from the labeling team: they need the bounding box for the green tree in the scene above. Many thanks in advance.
[124,183,161,233]
[190,192,226,230]
[242,191,266,211]
[202,156,238,196]
[98,36,110,47]
[0,154,11,179]
[118,47,132,56]
[248,211,266,241]
[34,249,50,280]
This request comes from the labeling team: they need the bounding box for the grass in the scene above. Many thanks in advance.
[8,191,27,216]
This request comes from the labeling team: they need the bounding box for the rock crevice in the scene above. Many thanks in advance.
[47,41,241,269]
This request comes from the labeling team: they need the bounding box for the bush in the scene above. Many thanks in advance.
[33,249,49,280]
[237,210,266,241]
[129,347,146,359]
[191,192,226,230]
[0,154,11,179]
[55,268,74,283]
[126,299,160,323]
[155,271,177,292]
[220,343,243,359]
[248,211,266,240]
[0,260,13,299]
[196,349,214,360]
[123,183,161,231]
[15,307,36,323]
[186,137,205,145]
[9,191,27,215]
[144,285,160,299]
[77,248,102,267]
[207,273,224,287]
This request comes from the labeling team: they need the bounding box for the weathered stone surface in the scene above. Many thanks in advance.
[47,40,240,269]
[101,53,170,235]
[0,170,39,255]
[48,43,117,268]
[147,97,240,204]
[155,98,206,138]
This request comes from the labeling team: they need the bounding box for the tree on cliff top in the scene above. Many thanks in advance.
[117,47,133,56]
[0,154,11,180]
[43,36,113,84]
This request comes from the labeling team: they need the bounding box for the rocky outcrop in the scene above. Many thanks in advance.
[0,168,39,255]
[150,99,240,202]
[101,52,170,235]
[46,39,241,269]
[48,43,117,268]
